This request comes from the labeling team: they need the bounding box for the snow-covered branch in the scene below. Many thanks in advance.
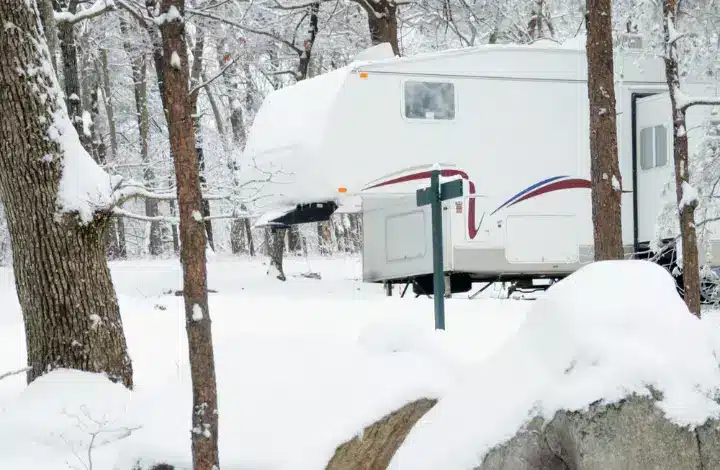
[55,0,117,24]
[666,17,685,45]
[0,366,31,382]
[676,93,720,111]
[113,208,251,223]
[112,182,230,205]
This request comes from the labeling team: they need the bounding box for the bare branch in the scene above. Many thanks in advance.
[186,8,302,53]
[272,0,327,10]
[189,57,236,97]
[114,208,178,224]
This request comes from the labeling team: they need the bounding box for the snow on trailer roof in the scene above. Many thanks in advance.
[242,65,353,162]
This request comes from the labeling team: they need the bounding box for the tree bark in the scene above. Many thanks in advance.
[297,2,320,81]
[157,0,219,467]
[663,0,701,316]
[38,0,58,71]
[0,0,133,388]
[356,0,399,56]
[585,0,624,261]
[189,27,215,252]
[269,228,287,281]
[326,398,437,469]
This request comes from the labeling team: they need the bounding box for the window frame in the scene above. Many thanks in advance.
[638,124,669,171]
[400,79,458,122]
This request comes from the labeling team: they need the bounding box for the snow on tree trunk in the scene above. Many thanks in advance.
[0,0,132,388]
[663,0,702,316]
[585,0,624,261]
[156,0,220,466]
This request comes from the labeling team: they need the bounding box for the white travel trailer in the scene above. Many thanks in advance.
[241,40,720,297]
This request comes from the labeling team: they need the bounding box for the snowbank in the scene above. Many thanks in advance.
[0,369,138,469]
[391,260,720,470]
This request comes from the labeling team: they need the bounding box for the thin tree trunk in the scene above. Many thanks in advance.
[0,0,132,388]
[54,0,92,150]
[99,50,118,160]
[121,19,163,256]
[189,27,214,251]
[585,0,623,260]
[157,1,219,467]
[98,49,127,259]
[663,0,701,316]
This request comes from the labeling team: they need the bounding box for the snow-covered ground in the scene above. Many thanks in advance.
[0,255,529,469]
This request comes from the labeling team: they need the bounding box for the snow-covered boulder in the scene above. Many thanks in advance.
[326,260,720,469]
[478,396,720,469]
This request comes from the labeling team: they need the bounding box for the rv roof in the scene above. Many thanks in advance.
[352,43,667,84]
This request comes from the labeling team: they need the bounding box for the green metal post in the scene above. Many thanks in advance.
[430,169,445,330]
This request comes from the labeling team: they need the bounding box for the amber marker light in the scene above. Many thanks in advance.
[338,187,348,193]
[359,72,368,79]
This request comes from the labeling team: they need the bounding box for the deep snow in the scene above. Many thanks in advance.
[0,255,528,469]
[2,257,720,469]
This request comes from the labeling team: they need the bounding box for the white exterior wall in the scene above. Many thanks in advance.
[243,44,720,282]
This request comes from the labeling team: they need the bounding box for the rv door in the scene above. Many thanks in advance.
[634,94,673,244]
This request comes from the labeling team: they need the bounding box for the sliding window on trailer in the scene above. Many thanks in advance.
[401,80,457,121]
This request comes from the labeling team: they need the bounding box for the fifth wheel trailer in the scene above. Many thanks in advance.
[240,40,720,296]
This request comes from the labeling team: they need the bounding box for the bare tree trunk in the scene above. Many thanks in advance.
[0,0,132,388]
[189,27,215,251]
[269,228,287,281]
[585,0,623,260]
[663,0,701,316]
[157,1,219,466]
[297,2,320,80]
[120,19,163,256]
[98,49,127,259]
[54,0,93,150]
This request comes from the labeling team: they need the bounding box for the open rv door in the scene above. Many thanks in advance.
[633,93,672,245]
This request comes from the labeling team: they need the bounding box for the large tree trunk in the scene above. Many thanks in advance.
[157,1,219,467]
[585,0,624,261]
[361,0,399,55]
[663,0,701,316]
[0,0,133,388]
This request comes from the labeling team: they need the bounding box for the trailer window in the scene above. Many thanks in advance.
[404,81,455,120]
[639,125,668,170]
